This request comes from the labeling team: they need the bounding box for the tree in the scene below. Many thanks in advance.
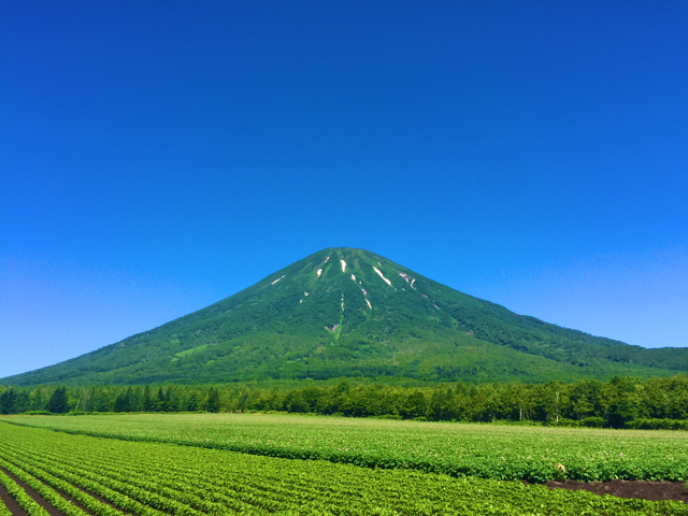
[335,379,350,395]
[205,387,220,413]
[14,390,30,414]
[165,389,178,412]
[79,388,90,413]
[428,387,456,421]
[287,391,309,413]
[46,387,69,414]
[399,390,427,419]
[143,386,155,412]
[0,389,16,415]
[155,387,167,412]
[114,391,131,413]
[513,384,534,421]
[31,389,46,412]
[237,386,251,413]
[186,394,199,411]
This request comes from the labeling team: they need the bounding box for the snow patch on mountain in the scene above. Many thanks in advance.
[373,267,393,288]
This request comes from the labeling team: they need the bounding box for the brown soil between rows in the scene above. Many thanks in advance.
[0,464,134,516]
[0,467,62,516]
[542,479,688,503]
[2,459,687,514]
[0,481,26,516]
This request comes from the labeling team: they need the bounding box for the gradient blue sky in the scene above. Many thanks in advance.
[1,1,687,378]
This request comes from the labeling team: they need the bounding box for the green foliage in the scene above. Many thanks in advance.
[0,467,49,516]
[45,387,69,414]
[6,375,688,431]
[0,389,16,414]
[0,456,92,516]
[3,248,688,387]
[0,496,10,516]
[626,418,688,430]
[6,412,688,484]
[204,387,220,413]
[0,422,686,515]
[113,388,133,413]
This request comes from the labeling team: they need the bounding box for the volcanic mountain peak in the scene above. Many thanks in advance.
[3,247,688,386]
[258,247,422,322]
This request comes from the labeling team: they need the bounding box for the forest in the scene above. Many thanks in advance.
[2,375,688,429]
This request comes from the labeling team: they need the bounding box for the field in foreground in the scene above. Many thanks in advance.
[3,413,688,482]
[0,422,686,516]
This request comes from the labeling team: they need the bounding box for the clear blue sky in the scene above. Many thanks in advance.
[1,1,687,378]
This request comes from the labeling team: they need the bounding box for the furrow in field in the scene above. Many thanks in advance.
[0,440,273,514]
[0,449,167,516]
[0,438,644,516]
[0,457,90,516]
[0,450,125,516]
[6,436,345,506]
[63,446,348,503]
[0,497,11,516]
[2,436,477,514]
[0,475,25,516]
[0,447,207,516]
[0,468,49,516]
[0,441,287,516]
[2,423,688,516]
[26,431,394,499]
[13,436,390,504]
[67,460,301,511]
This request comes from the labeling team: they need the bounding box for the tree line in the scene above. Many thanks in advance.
[2,375,688,429]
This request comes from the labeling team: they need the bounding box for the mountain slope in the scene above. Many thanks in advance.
[3,248,687,386]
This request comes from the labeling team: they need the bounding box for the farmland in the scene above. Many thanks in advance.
[3,413,688,483]
[0,422,686,516]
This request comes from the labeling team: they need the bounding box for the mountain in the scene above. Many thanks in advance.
[3,247,688,386]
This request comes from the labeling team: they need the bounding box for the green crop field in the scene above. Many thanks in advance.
[3,413,687,483]
[0,422,686,516]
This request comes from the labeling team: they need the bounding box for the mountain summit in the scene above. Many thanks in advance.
[4,248,688,386]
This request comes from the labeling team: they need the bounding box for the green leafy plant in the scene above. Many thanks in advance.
[1,422,686,516]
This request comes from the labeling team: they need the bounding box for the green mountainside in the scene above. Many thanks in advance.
[3,247,688,386]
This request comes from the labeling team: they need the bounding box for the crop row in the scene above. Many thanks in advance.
[5,413,688,482]
[0,498,10,516]
[0,468,49,516]
[0,453,133,516]
[1,422,688,515]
